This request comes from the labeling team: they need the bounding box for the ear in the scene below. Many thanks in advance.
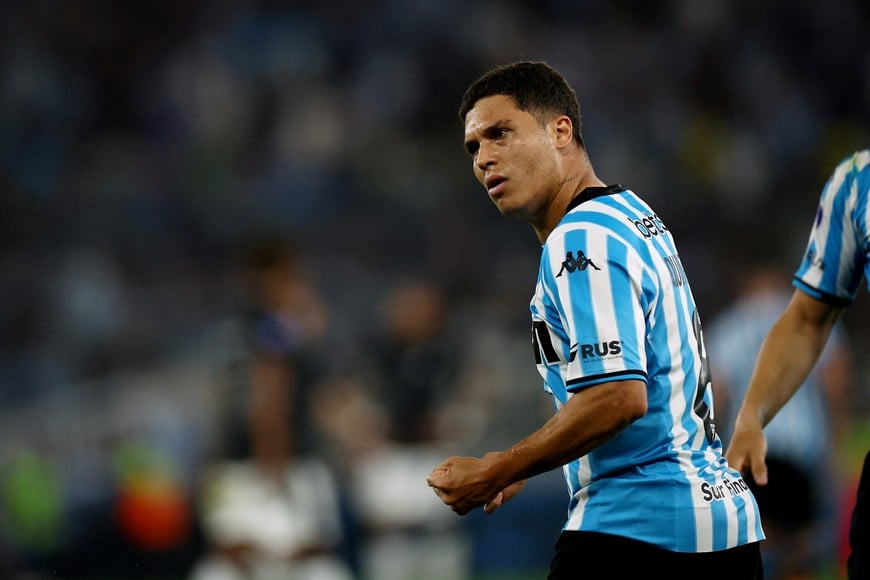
[550,115,574,148]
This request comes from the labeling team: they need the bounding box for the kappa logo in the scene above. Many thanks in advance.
[556,251,600,277]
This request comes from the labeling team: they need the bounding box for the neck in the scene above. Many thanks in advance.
[532,165,605,243]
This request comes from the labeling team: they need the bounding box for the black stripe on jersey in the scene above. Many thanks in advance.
[793,277,852,308]
[566,369,648,392]
[532,320,560,364]
[565,183,627,214]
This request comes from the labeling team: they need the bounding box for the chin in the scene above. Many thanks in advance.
[496,201,533,222]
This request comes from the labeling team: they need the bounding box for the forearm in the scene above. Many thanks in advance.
[737,295,840,428]
[496,380,646,484]
[427,379,647,515]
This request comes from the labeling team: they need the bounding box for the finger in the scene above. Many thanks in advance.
[725,451,744,474]
[502,480,525,503]
[483,492,504,514]
[427,466,449,487]
[750,457,768,486]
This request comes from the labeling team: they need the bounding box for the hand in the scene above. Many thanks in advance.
[724,416,769,486]
[426,453,522,516]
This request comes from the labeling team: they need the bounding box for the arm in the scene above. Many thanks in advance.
[427,379,647,515]
[726,289,845,484]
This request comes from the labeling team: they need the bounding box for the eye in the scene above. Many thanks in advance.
[465,142,479,157]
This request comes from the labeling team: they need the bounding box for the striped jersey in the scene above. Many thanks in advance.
[530,184,764,552]
[794,150,870,304]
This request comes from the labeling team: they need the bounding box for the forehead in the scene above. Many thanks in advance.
[464,94,532,137]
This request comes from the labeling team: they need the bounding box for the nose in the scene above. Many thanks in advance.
[475,142,496,172]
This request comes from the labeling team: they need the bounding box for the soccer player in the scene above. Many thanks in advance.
[727,149,870,579]
[426,61,765,578]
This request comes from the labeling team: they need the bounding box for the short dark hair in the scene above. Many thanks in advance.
[459,61,585,149]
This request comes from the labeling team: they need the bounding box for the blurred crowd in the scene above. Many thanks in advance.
[1,1,870,578]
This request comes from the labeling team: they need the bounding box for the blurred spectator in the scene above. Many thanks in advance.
[369,277,461,444]
[189,456,351,580]
[311,277,471,580]
[313,375,470,580]
[0,451,65,573]
[188,235,352,580]
[706,264,854,579]
[111,440,204,577]
[224,234,329,460]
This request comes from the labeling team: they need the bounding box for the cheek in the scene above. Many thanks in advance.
[519,136,552,169]
[520,149,553,184]
[532,145,561,182]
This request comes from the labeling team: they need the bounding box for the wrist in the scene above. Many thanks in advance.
[482,450,516,489]
[734,404,764,430]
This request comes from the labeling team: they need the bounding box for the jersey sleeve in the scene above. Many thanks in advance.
[541,224,649,391]
[794,151,870,305]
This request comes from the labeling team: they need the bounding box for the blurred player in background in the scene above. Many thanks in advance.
[189,236,353,580]
[707,264,853,579]
[727,149,870,579]
[427,60,764,578]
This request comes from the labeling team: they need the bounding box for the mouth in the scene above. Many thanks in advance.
[486,175,507,197]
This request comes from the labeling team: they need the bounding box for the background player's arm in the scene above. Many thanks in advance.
[427,379,646,515]
[727,289,845,483]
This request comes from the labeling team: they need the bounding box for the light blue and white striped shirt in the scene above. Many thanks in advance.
[794,150,870,304]
[530,185,764,552]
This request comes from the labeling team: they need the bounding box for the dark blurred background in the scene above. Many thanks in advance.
[1,1,869,579]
